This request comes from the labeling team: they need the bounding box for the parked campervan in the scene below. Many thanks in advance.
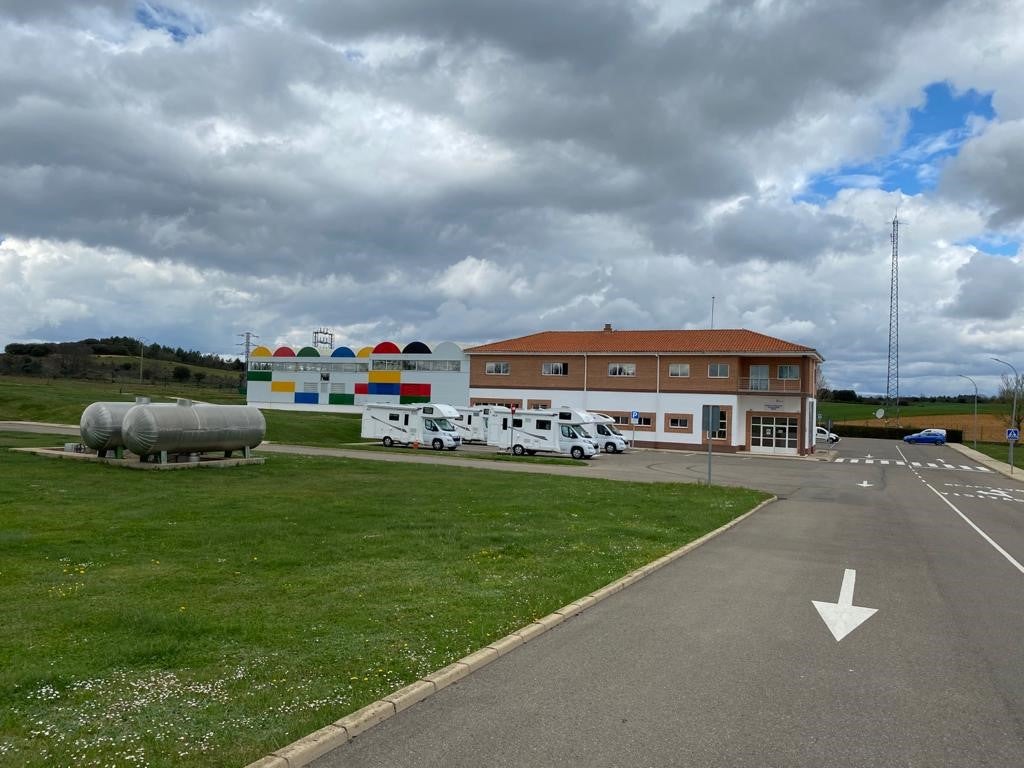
[453,406,491,444]
[485,407,597,459]
[361,403,462,450]
[551,406,601,452]
[586,412,631,453]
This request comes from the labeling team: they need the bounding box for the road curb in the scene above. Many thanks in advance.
[948,442,1019,480]
[244,493,776,768]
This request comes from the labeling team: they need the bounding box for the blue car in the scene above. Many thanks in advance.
[903,431,945,445]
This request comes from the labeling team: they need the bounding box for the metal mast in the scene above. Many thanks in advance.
[885,214,899,423]
[237,330,259,371]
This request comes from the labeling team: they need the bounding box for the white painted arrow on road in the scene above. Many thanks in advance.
[857,481,873,488]
[812,569,878,642]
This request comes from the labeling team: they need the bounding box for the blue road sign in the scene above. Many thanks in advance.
[631,410,640,419]
[1008,428,1020,442]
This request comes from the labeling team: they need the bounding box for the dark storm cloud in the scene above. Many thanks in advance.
[0,0,961,283]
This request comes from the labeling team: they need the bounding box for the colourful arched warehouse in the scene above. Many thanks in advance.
[246,340,469,411]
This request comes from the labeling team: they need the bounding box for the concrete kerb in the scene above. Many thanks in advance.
[242,494,776,768]
[948,442,1018,480]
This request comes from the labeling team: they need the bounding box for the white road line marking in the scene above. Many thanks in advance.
[923,480,1024,576]
[881,460,890,465]
[834,458,845,463]
[850,459,859,464]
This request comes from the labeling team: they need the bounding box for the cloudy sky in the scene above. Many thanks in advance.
[2,0,1023,395]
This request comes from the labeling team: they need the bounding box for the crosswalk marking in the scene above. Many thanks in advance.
[833,457,991,473]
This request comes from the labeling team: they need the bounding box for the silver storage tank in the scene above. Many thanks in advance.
[122,401,266,457]
[80,398,150,451]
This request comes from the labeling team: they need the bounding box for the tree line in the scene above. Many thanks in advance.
[3,336,243,372]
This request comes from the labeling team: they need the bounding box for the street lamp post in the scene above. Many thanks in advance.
[991,358,1019,475]
[959,374,978,450]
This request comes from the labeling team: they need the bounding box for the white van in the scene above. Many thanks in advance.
[485,407,598,459]
[361,403,462,450]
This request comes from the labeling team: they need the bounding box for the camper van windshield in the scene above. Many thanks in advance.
[576,425,593,439]
[435,418,455,431]
[604,423,623,436]
[561,425,579,439]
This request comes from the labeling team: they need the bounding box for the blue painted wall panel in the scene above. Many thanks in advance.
[294,392,319,404]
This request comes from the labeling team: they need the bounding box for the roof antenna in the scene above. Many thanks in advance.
[710,295,715,330]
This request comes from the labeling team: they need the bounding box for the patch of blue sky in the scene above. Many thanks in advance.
[957,234,1020,257]
[797,81,995,204]
[135,2,203,43]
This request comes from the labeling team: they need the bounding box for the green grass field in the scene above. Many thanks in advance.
[0,430,767,767]
[817,401,1004,423]
[0,375,245,424]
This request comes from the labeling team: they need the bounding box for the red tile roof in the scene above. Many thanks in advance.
[466,329,821,357]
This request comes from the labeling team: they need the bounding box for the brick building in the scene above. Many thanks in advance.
[465,325,823,455]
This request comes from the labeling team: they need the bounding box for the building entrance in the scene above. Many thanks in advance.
[750,415,799,455]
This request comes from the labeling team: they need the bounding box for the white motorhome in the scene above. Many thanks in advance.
[361,403,462,450]
[586,412,630,453]
[453,406,491,444]
[485,407,598,459]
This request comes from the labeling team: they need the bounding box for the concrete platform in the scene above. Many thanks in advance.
[11,446,265,470]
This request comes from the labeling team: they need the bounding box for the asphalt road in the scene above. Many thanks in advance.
[309,437,1024,767]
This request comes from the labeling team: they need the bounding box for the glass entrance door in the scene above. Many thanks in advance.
[751,415,799,454]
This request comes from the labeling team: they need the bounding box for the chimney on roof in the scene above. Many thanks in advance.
[603,323,613,332]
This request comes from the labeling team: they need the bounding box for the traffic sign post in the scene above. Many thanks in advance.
[1007,428,1019,476]
[701,405,721,486]
[630,410,639,447]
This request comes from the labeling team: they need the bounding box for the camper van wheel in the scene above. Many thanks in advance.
[382,436,394,447]
[512,444,526,456]
[605,442,618,454]
[432,438,444,451]
[571,446,586,460]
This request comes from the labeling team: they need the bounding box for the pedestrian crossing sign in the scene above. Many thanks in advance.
[1008,428,1020,442]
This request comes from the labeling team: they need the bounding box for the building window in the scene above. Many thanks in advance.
[486,361,509,375]
[711,409,727,439]
[612,415,631,425]
[528,400,550,409]
[635,416,652,426]
[708,363,730,378]
[608,362,636,377]
[670,417,689,429]
[668,363,690,377]
[778,364,799,380]
[542,362,569,376]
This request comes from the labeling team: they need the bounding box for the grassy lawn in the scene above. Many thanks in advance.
[971,441,1024,471]
[0,435,767,768]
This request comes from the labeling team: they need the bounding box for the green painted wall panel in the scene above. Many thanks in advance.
[247,370,272,381]
[329,393,355,405]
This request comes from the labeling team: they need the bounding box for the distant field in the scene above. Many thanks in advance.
[0,375,244,424]
[818,401,1018,441]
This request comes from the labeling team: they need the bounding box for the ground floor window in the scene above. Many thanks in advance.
[751,415,798,449]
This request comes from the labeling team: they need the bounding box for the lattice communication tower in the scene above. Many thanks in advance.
[885,214,900,423]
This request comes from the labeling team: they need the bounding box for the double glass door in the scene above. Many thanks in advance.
[751,415,798,453]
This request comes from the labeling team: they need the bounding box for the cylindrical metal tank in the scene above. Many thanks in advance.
[122,401,265,456]
[79,398,150,451]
